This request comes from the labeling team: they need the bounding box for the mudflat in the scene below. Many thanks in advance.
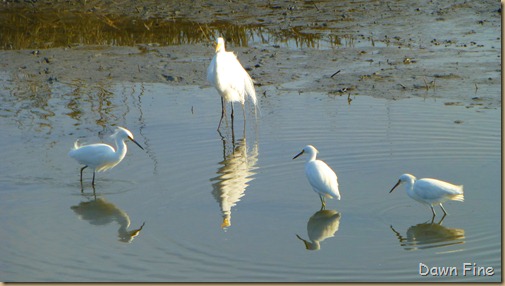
[0,0,500,106]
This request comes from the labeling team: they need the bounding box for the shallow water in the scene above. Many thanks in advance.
[0,79,500,282]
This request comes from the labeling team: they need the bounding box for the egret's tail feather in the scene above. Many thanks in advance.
[245,77,260,119]
[73,139,83,150]
[451,191,464,202]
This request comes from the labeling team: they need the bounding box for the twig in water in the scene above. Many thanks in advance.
[330,70,341,78]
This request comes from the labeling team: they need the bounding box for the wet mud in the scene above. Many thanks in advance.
[0,0,501,107]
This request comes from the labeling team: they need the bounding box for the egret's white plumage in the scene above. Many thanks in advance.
[69,126,144,188]
[207,37,257,129]
[293,145,340,209]
[389,173,464,216]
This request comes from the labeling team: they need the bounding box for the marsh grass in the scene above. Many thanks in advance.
[0,4,343,50]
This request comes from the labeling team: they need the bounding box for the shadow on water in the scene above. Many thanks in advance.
[296,209,342,251]
[390,216,465,251]
[210,128,258,230]
[71,194,145,243]
[0,6,356,50]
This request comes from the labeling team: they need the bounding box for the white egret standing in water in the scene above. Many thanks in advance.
[207,37,258,129]
[69,126,144,189]
[293,145,341,209]
[389,173,464,217]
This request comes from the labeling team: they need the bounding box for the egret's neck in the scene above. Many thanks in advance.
[114,138,128,161]
[306,152,317,162]
[404,178,416,194]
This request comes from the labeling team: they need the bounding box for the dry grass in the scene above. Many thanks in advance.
[0,2,341,50]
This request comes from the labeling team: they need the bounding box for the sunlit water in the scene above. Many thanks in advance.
[0,79,500,282]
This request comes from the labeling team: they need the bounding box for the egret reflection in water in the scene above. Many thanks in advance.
[390,216,465,251]
[296,209,342,251]
[71,196,145,243]
[210,130,258,230]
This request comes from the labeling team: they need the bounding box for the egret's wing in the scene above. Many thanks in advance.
[216,52,257,105]
[305,160,340,200]
[241,65,257,106]
[207,54,217,86]
[243,69,259,118]
[73,139,85,149]
[414,178,464,201]
[69,144,115,170]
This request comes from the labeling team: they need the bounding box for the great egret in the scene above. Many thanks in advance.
[207,37,257,129]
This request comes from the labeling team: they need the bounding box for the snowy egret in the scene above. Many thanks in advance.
[389,173,464,216]
[293,145,340,209]
[207,37,258,129]
[69,126,144,189]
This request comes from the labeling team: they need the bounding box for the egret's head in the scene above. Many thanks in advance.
[215,37,225,52]
[293,145,318,160]
[389,173,416,193]
[113,126,144,150]
[113,126,134,139]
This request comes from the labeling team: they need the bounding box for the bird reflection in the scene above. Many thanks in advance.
[210,129,258,230]
[71,196,145,243]
[296,209,342,250]
[390,216,465,251]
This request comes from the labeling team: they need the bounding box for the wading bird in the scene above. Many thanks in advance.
[293,145,340,209]
[207,37,258,129]
[69,126,144,190]
[389,173,464,217]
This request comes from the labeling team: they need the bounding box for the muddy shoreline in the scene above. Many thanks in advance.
[0,0,500,107]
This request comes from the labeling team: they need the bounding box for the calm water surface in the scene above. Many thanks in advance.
[0,79,500,282]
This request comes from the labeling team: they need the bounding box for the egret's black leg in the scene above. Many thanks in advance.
[218,97,225,130]
[319,195,326,210]
[230,102,235,133]
[80,166,88,192]
[230,102,235,121]
[80,166,87,182]
[92,171,96,187]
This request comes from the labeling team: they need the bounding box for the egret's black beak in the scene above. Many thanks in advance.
[389,180,401,193]
[129,137,144,150]
[293,150,304,160]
